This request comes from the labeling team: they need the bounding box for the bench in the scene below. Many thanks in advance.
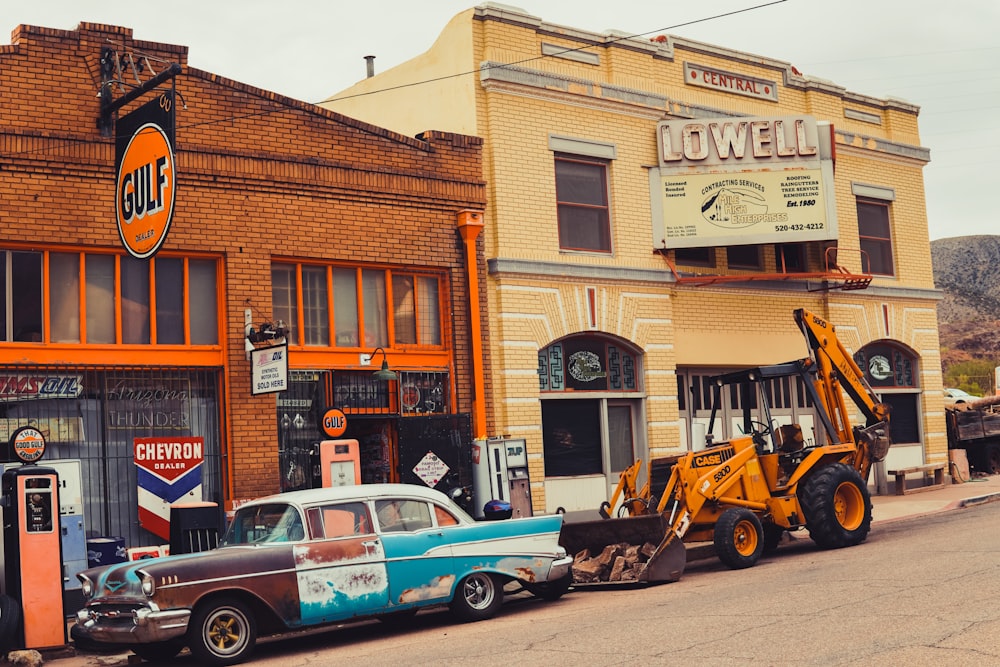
[888,464,947,495]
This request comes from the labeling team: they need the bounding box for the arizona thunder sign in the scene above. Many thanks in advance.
[134,436,204,540]
[115,91,177,259]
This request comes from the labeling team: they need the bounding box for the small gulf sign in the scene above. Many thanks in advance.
[322,408,348,438]
[11,426,46,463]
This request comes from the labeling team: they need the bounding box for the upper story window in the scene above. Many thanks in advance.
[272,262,443,349]
[856,198,894,276]
[726,245,762,270]
[673,247,715,268]
[775,243,806,273]
[0,249,218,345]
[554,155,611,253]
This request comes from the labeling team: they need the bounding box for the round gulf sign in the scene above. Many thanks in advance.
[321,408,348,438]
[11,426,46,463]
[116,121,176,259]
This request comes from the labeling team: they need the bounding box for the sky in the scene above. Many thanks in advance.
[2,0,997,241]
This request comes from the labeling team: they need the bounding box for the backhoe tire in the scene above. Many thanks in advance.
[799,462,872,549]
[714,508,764,569]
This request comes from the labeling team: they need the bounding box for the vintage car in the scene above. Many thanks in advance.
[74,484,572,665]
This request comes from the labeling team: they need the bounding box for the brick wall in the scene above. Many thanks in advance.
[0,23,487,500]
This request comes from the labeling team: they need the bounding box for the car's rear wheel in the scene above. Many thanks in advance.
[188,597,257,666]
[450,572,503,622]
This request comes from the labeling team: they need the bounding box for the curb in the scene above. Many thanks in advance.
[954,491,1000,510]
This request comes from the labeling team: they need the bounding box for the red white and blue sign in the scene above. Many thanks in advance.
[134,436,204,540]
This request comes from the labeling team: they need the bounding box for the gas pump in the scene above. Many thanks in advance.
[318,439,361,487]
[1,426,66,650]
[471,438,532,519]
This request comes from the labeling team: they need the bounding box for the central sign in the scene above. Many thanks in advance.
[115,91,177,259]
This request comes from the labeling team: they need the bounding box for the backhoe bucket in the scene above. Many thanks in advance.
[559,513,686,584]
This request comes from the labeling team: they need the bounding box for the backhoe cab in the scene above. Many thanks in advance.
[559,308,891,583]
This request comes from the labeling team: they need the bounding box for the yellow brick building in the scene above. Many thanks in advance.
[325,4,942,513]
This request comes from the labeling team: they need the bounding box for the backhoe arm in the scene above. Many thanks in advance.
[794,308,891,477]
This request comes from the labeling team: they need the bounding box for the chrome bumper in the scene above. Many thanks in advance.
[75,606,191,644]
[547,554,574,581]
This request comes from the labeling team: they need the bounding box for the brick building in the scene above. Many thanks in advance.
[0,23,487,549]
[326,4,944,514]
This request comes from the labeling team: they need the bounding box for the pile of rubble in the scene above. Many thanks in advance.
[570,541,658,583]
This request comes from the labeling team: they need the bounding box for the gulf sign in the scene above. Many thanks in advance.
[115,92,176,259]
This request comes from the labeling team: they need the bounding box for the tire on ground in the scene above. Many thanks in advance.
[187,596,257,666]
[799,462,872,549]
[714,507,764,569]
[450,572,504,622]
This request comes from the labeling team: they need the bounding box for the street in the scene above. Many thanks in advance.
[57,501,1000,667]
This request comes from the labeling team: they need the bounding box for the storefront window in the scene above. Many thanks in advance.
[155,257,184,344]
[188,260,218,345]
[271,264,298,345]
[274,261,444,351]
[0,365,222,548]
[50,253,81,343]
[0,250,43,342]
[1,249,218,347]
[362,269,387,348]
[85,254,116,344]
[302,266,329,346]
[333,268,359,346]
[121,256,150,344]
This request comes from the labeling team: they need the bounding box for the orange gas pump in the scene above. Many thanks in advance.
[319,439,361,487]
[1,426,67,650]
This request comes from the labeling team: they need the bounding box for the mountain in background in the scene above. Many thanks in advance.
[930,235,1000,370]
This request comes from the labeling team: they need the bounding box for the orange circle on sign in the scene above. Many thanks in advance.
[116,122,176,258]
[322,408,348,438]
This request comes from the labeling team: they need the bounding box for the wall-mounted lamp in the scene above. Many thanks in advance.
[367,348,397,382]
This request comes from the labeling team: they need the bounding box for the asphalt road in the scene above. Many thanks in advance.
[54,501,1000,667]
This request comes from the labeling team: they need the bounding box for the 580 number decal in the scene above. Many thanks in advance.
[713,465,731,483]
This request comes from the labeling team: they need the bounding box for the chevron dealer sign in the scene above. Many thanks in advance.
[134,436,204,540]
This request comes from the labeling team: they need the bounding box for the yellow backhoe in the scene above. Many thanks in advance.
[559,308,892,583]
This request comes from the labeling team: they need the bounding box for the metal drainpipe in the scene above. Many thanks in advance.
[456,210,486,440]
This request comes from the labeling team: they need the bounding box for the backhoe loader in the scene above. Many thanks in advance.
[559,308,891,583]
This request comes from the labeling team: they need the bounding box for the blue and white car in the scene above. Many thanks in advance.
[74,484,572,665]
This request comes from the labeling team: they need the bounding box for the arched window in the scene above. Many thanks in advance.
[538,336,639,393]
[854,341,920,443]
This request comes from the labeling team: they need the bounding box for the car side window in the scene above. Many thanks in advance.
[306,502,372,539]
[375,499,432,533]
[434,505,459,526]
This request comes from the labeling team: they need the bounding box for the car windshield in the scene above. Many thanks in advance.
[221,503,305,545]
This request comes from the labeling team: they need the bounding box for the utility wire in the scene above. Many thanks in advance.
[324,0,788,103]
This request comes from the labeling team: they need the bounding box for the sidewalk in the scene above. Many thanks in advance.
[870,471,1000,523]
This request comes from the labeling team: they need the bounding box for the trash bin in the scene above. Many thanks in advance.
[86,537,127,568]
[170,502,222,554]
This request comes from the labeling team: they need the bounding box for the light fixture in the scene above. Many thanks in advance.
[368,347,397,382]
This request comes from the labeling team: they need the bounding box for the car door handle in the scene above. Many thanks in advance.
[362,540,379,555]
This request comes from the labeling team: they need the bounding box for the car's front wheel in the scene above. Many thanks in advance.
[450,572,503,622]
[188,597,257,666]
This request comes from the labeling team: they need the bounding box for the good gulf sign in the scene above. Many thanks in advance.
[115,91,177,259]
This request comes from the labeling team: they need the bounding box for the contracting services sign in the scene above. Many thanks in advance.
[650,115,837,249]
[115,91,177,259]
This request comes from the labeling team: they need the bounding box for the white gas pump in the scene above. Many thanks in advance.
[471,438,532,520]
